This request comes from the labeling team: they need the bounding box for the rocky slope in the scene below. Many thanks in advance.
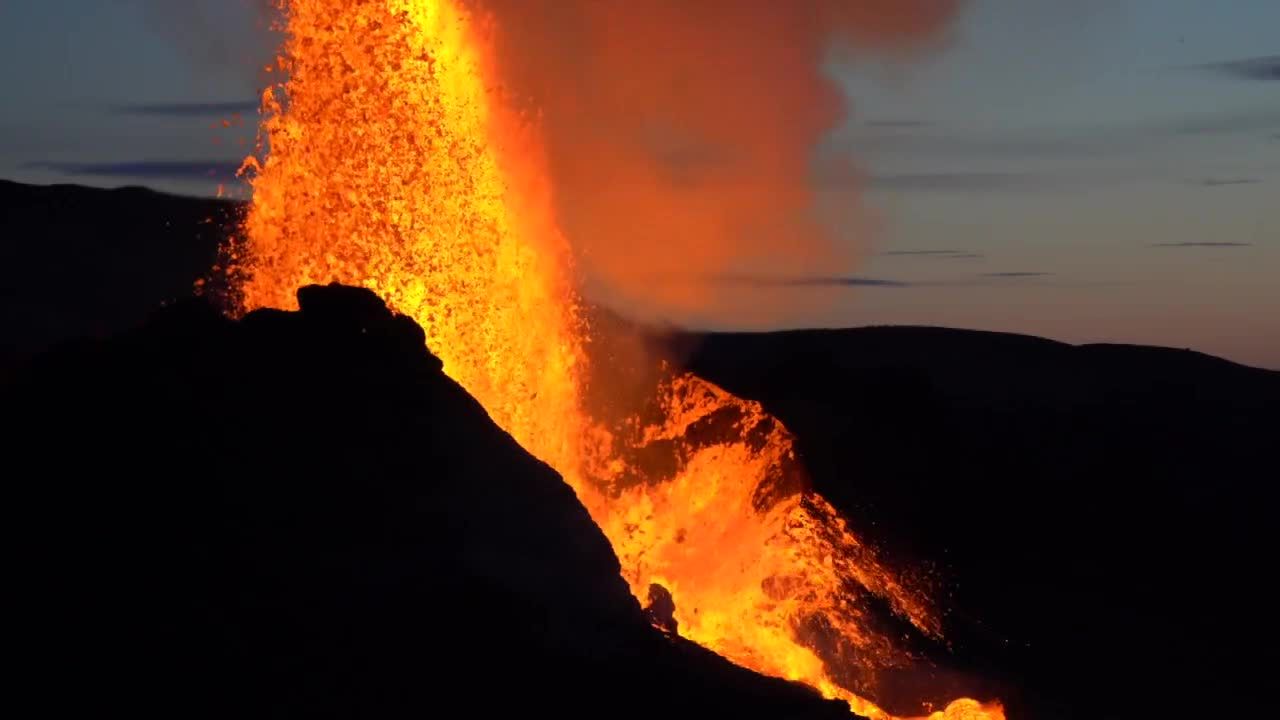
[4,283,849,719]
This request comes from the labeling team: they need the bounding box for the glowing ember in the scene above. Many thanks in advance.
[233,2,1002,718]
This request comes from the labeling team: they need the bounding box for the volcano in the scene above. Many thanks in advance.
[218,2,1013,717]
[6,283,858,719]
[3,1,1277,718]
[5,177,1279,719]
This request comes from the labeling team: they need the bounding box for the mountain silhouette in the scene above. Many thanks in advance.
[4,283,851,719]
[667,326,1279,717]
[4,178,1277,718]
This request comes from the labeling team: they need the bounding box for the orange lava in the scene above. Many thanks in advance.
[233,2,1002,719]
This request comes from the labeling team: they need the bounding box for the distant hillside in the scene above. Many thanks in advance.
[0,179,236,361]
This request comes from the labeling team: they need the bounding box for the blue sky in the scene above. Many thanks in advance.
[1,0,1277,367]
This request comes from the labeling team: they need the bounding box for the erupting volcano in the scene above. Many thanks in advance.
[232,1,1002,718]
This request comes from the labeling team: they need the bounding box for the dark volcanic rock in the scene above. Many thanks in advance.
[671,327,1280,719]
[4,284,848,720]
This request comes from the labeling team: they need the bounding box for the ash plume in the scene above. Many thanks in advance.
[472,0,963,322]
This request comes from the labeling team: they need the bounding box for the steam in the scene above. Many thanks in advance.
[472,0,962,322]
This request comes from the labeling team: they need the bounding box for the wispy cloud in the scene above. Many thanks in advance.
[718,274,913,288]
[1189,55,1280,82]
[698,269,1120,291]
[1169,107,1280,136]
[867,172,1040,193]
[1199,178,1262,187]
[24,160,243,182]
[844,129,1121,160]
[112,101,259,117]
[714,272,1085,290]
[883,249,985,260]
[838,107,1280,170]
[1150,242,1253,248]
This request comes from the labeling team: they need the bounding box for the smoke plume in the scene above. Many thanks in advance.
[472,0,962,323]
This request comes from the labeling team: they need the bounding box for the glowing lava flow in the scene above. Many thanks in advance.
[233,2,1002,719]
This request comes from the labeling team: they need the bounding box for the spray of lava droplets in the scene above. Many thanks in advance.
[232,1,1003,718]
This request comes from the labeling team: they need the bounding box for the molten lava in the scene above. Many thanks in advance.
[234,2,1002,718]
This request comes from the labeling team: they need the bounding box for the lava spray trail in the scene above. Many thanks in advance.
[234,1,1001,718]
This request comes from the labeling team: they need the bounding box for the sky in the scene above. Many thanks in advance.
[1,0,1277,368]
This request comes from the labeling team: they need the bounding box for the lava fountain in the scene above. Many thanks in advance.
[232,1,1002,718]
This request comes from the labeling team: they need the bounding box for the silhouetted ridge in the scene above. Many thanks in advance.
[5,283,849,720]
[671,325,1279,718]
[0,179,239,367]
[6,178,1280,719]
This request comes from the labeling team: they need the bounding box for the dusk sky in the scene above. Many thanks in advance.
[1,0,1276,367]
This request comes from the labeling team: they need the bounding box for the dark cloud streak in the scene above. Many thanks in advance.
[715,273,1080,290]
[1189,55,1280,82]
[113,101,259,117]
[884,249,986,259]
[25,160,243,182]
[1150,242,1252,248]
[866,172,1041,192]
[717,274,913,288]
[839,108,1280,169]
[1170,107,1280,136]
[1199,178,1262,187]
